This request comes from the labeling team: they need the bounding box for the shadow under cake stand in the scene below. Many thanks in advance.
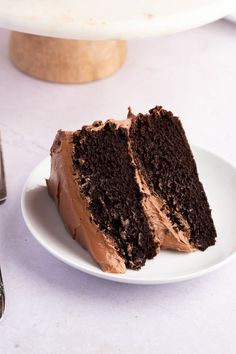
[0,0,235,83]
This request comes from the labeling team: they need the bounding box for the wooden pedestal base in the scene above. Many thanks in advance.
[9,32,127,83]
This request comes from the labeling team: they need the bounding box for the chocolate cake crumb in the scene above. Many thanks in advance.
[72,122,159,270]
[130,106,216,250]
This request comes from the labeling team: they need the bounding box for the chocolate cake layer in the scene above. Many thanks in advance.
[72,121,159,270]
[130,106,217,251]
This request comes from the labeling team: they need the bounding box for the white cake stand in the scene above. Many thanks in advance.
[0,0,235,83]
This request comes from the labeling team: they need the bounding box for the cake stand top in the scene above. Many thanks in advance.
[0,0,235,40]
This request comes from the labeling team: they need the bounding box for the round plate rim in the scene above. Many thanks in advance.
[21,146,236,285]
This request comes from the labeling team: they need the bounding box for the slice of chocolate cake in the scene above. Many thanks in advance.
[47,106,217,273]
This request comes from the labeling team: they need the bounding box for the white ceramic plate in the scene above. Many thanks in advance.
[21,147,236,285]
[0,0,235,40]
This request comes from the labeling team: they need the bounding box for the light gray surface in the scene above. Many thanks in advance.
[1,20,236,353]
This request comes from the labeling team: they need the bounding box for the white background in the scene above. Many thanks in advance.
[1,19,236,353]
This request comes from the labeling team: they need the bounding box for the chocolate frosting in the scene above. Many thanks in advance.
[47,116,195,274]
[47,130,126,273]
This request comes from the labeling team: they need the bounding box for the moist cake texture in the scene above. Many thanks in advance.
[47,106,217,273]
[72,120,158,270]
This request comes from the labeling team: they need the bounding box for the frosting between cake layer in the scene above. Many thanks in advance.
[115,117,195,253]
